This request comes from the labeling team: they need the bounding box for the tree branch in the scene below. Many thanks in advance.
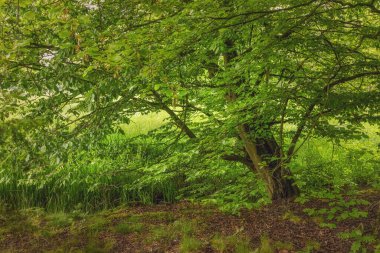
[287,71,380,158]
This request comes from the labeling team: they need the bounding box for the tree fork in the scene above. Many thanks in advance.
[223,38,299,200]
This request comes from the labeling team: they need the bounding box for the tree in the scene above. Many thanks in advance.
[1,0,379,200]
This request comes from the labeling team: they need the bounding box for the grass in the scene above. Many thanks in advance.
[256,235,275,253]
[211,233,254,253]
[148,218,199,251]
[45,212,73,228]
[119,111,167,138]
[291,123,380,192]
[150,224,178,245]
[86,215,109,232]
[135,211,176,222]
[273,241,294,251]
[113,216,144,234]
[179,235,203,252]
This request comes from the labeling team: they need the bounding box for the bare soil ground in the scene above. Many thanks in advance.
[0,190,379,253]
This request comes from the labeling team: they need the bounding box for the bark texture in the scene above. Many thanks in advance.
[238,124,299,200]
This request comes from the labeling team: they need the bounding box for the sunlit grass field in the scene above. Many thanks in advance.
[119,111,167,138]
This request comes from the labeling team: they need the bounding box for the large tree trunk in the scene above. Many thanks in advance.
[238,124,299,200]
[255,133,299,199]
[270,166,299,200]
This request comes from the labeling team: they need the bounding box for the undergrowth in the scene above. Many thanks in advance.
[0,115,378,213]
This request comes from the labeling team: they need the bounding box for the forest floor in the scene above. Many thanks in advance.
[0,189,379,253]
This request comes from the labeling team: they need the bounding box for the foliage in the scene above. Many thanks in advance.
[302,192,370,231]
[0,0,379,212]
[339,228,377,253]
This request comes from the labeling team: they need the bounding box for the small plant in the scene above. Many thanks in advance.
[337,208,368,221]
[257,235,275,253]
[179,235,202,253]
[303,196,369,230]
[318,222,337,229]
[299,240,321,253]
[210,234,227,253]
[282,211,302,224]
[339,228,376,253]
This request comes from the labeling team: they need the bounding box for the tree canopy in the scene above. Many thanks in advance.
[1,0,379,200]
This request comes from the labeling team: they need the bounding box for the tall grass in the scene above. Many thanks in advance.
[0,113,177,212]
[0,149,179,212]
